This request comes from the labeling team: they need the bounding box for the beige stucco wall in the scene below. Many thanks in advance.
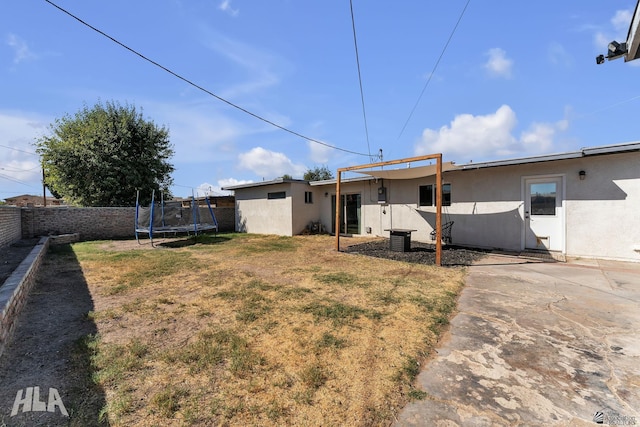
[316,152,640,261]
[290,185,323,234]
[232,152,639,261]
[563,153,640,261]
[235,183,293,236]
[234,182,321,236]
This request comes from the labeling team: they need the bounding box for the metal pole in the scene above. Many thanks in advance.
[192,190,198,237]
[149,190,155,246]
[42,166,47,207]
[161,191,166,228]
[135,190,140,244]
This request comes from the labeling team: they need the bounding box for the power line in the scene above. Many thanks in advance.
[0,172,36,187]
[580,94,640,117]
[397,0,472,140]
[0,143,37,155]
[349,0,373,161]
[44,0,371,158]
[0,165,41,172]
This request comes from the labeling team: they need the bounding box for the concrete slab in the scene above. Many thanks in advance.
[395,255,640,426]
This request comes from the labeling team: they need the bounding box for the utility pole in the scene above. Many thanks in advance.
[42,166,47,207]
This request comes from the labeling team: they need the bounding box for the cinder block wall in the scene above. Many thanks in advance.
[20,206,236,241]
[0,206,22,248]
[21,207,136,240]
[0,237,49,358]
[212,207,235,232]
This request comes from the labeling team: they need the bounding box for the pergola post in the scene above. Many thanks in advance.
[334,170,342,251]
[335,153,443,266]
[435,154,442,266]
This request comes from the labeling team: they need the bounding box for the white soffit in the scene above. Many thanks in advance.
[355,162,460,180]
[627,0,640,61]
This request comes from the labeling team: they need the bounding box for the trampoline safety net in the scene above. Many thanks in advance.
[135,191,218,245]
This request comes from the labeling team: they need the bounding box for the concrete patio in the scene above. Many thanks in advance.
[396,255,640,426]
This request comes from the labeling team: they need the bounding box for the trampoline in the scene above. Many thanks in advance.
[135,190,218,246]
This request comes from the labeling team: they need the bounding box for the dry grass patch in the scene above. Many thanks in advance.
[71,234,466,426]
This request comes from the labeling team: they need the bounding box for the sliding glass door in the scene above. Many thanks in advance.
[331,193,361,235]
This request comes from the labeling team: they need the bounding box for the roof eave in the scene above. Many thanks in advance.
[221,178,308,191]
[460,141,640,170]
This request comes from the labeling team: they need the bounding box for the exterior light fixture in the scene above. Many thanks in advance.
[596,40,628,64]
[579,170,586,180]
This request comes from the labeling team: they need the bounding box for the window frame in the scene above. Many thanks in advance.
[418,183,451,207]
[304,191,313,204]
[267,191,286,200]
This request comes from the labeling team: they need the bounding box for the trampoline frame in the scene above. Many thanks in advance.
[135,190,218,246]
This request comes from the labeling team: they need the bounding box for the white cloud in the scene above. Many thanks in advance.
[519,123,555,153]
[219,177,253,188]
[216,177,254,194]
[194,181,240,196]
[0,111,49,196]
[218,0,239,17]
[414,105,569,162]
[148,101,249,163]
[5,34,36,64]
[0,159,40,182]
[308,140,333,164]
[594,8,633,51]
[0,111,48,162]
[238,147,306,179]
[484,48,513,78]
[594,31,610,50]
[611,9,632,31]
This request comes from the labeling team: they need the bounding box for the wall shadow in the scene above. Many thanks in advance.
[414,208,523,244]
[158,234,232,248]
[0,244,109,426]
[414,207,564,257]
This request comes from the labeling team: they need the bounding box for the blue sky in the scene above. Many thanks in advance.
[1,1,639,201]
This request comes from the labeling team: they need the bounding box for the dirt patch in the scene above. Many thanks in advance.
[0,245,105,427]
[0,239,40,285]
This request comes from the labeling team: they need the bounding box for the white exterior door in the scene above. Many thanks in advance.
[524,177,564,251]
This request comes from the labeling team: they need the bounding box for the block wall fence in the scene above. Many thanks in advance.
[0,237,48,358]
[1,205,234,357]
[17,206,235,241]
[0,207,22,248]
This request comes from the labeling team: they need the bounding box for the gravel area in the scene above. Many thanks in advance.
[344,239,487,266]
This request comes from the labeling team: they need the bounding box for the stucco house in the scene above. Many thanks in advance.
[222,142,640,262]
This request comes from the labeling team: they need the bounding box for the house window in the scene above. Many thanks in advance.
[267,191,286,200]
[530,182,556,215]
[442,183,451,206]
[418,184,451,207]
[304,191,313,204]
[419,185,434,206]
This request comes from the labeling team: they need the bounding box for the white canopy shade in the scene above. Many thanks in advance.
[353,162,459,180]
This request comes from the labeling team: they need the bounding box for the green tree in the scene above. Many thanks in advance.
[281,174,293,180]
[303,165,333,181]
[36,101,174,206]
